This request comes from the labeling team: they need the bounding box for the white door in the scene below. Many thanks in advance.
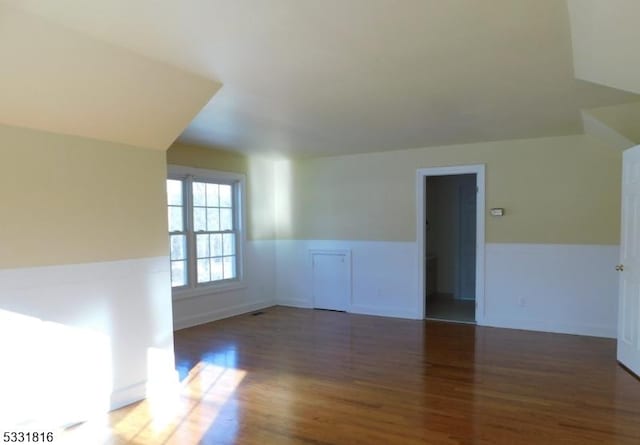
[618,145,640,376]
[311,251,350,311]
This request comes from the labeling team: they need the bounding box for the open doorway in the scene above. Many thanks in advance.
[417,165,485,324]
[425,174,476,322]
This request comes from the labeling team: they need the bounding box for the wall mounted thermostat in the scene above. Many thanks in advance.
[490,208,505,216]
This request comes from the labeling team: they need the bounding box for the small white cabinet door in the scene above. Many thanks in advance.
[618,145,640,376]
[311,251,350,311]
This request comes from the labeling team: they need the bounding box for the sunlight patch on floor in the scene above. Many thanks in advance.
[60,360,246,445]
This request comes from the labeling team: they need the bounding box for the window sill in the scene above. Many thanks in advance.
[172,281,247,301]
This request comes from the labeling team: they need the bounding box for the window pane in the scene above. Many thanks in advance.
[171,260,186,287]
[168,206,183,232]
[220,208,233,231]
[223,233,235,256]
[206,183,219,207]
[193,207,206,231]
[193,182,206,206]
[206,208,220,231]
[219,184,232,207]
[166,180,183,205]
[210,234,223,257]
[196,234,209,258]
[197,259,210,283]
[211,257,224,281]
[167,173,242,288]
[170,235,186,260]
[223,256,236,280]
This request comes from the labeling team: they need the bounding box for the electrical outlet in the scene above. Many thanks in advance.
[518,296,527,307]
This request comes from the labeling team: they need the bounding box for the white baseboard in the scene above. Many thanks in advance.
[276,239,418,318]
[173,300,274,330]
[276,300,420,319]
[350,304,420,319]
[172,240,277,330]
[110,381,147,411]
[274,240,619,338]
[276,299,313,309]
[482,317,616,339]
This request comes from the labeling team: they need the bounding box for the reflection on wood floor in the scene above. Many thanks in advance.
[426,293,475,323]
[63,306,640,444]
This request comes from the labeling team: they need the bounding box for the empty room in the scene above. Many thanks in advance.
[2,1,640,444]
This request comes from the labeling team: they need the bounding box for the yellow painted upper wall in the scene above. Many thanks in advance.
[282,135,622,245]
[167,143,276,240]
[167,143,248,174]
[568,0,640,95]
[0,124,169,269]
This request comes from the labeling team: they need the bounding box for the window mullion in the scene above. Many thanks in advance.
[233,184,242,280]
[185,176,198,288]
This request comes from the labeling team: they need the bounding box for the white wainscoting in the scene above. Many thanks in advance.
[276,240,420,319]
[172,240,277,330]
[275,240,620,338]
[0,240,618,429]
[0,256,175,428]
[484,243,619,338]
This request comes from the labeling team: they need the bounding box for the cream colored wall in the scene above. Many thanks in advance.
[167,143,276,240]
[0,124,176,420]
[0,124,169,269]
[167,143,248,173]
[568,0,640,95]
[284,135,621,245]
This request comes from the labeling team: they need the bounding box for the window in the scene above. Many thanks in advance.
[166,166,245,294]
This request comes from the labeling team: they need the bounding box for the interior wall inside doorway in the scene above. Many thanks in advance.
[426,174,477,300]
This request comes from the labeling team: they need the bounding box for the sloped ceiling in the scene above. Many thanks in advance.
[0,5,221,150]
[2,0,639,156]
[568,0,640,96]
[586,103,640,146]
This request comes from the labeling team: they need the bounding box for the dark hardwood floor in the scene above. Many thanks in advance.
[66,306,640,444]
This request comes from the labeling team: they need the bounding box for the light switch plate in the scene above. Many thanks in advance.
[490,208,504,216]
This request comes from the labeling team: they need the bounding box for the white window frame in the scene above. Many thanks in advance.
[167,165,247,300]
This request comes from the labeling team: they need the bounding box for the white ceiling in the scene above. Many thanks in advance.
[3,0,639,157]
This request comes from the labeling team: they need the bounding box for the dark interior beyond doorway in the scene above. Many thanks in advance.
[426,293,475,323]
[425,174,477,322]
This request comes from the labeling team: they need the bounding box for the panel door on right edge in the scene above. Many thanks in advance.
[618,145,640,376]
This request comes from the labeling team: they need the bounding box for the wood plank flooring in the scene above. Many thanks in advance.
[64,306,640,444]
